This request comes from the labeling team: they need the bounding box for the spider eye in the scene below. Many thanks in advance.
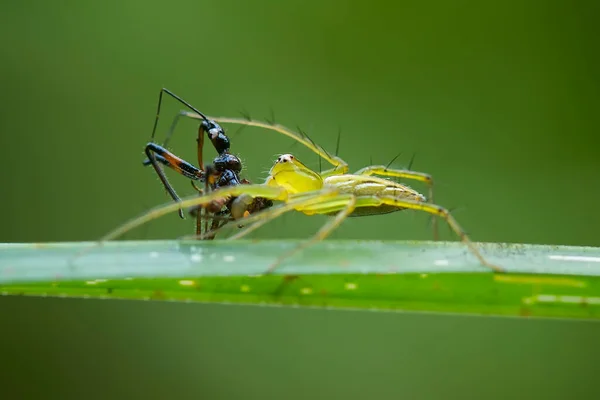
[277,154,294,163]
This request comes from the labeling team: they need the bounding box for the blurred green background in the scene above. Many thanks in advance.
[1,1,599,399]
[1,0,599,245]
[2,297,599,400]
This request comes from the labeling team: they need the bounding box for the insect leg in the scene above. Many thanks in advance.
[148,88,227,237]
[145,143,203,180]
[145,143,205,219]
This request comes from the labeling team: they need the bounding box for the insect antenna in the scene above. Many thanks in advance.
[152,88,208,140]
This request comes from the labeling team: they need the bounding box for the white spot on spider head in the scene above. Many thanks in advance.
[300,287,313,295]
[345,282,357,290]
[277,154,295,163]
[179,280,195,286]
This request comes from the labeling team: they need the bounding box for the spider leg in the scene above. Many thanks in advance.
[178,188,340,241]
[220,189,358,275]
[229,190,501,274]
[208,116,349,177]
[306,193,501,272]
[264,194,357,274]
[378,196,501,271]
[350,195,502,272]
[354,165,437,240]
[156,108,346,178]
[96,184,287,244]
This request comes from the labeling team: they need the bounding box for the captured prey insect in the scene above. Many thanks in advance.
[101,110,504,274]
[141,88,273,239]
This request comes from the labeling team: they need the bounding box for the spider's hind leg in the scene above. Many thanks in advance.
[355,165,438,240]
[372,195,502,273]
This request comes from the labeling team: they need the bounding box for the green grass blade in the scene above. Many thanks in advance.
[1,240,600,319]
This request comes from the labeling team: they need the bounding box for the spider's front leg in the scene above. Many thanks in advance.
[209,116,350,177]
[98,184,288,243]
